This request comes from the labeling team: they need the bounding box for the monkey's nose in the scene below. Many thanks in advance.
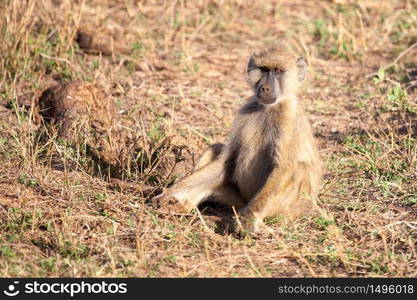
[261,85,271,93]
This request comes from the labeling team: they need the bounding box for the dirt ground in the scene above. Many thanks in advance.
[0,0,416,277]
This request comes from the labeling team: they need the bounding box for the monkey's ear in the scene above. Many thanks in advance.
[296,57,307,81]
[247,56,257,72]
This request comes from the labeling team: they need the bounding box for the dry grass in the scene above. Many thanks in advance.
[0,0,416,277]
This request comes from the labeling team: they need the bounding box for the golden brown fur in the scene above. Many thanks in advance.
[252,43,296,70]
[153,44,321,233]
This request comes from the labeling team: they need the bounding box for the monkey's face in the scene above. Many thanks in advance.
[247,51,307,105]
[254,67,283,105]
[247,57,288,105]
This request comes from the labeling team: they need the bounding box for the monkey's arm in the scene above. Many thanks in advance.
[245,165,291,209]
[237,162,301,233]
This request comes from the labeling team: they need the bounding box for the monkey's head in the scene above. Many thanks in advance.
[247,44,306,105]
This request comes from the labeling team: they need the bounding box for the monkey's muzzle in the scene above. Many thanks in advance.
[257,71,279,104]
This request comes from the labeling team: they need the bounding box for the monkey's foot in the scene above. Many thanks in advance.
[234,210,266,236]
[150,192,193,215]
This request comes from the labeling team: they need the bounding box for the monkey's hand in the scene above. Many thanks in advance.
[150,191,193,215]
[235,208,265,236]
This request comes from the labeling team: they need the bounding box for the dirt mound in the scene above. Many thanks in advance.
[37,81,128,174]
[76,23,129,56]
[36,81,188,182]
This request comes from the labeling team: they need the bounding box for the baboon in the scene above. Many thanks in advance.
[154,43,322,233]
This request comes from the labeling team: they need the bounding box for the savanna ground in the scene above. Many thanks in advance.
[0,0,416,277]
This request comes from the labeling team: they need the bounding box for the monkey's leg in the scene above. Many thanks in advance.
[276,165,319,219]
[193,143,224,171]
[155,159,226,212]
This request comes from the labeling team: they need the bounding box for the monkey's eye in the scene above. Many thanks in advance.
[259,67,269,73]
